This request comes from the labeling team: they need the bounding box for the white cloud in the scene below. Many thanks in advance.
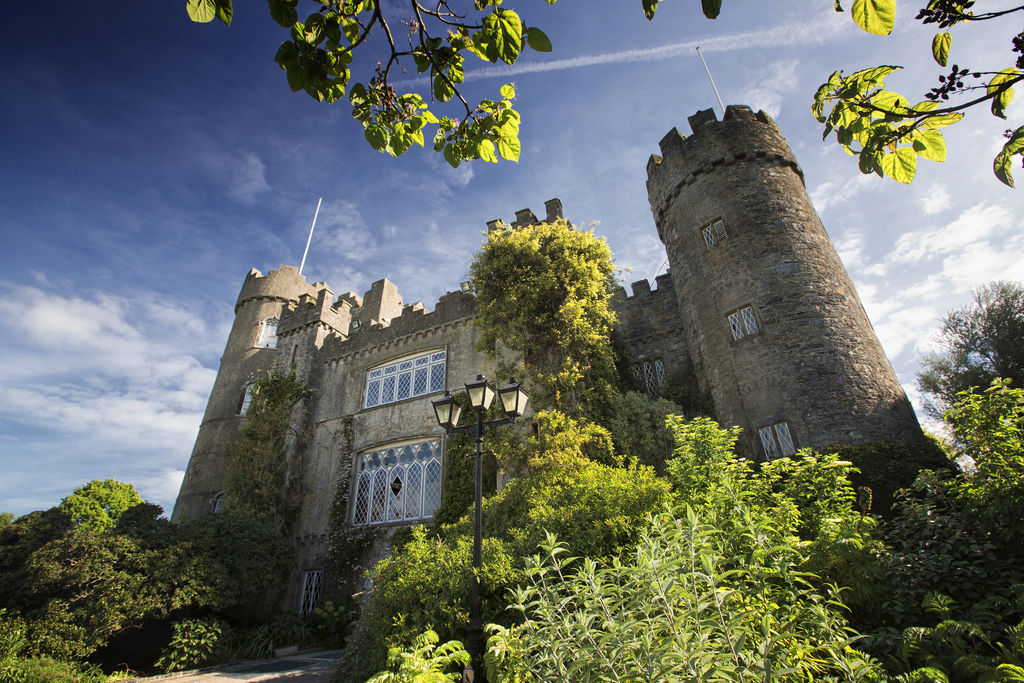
[196,150,270,205]
[738,60,799,118]
[920,184,952,214]
[890,203,1013,264]
[0,281,220,515]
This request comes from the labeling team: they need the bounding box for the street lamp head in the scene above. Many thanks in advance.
[465,375,495,412]
[431,391,462,430]
[497,378,529,418]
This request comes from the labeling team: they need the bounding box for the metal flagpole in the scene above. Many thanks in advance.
[695,47,726,117]
[298,196,323,276]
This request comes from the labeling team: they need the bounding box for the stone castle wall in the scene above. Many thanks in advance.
[646,105,922,454]
[172,107,924,612]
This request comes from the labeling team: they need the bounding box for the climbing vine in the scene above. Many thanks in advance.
[469,218,619,417]
[224,363,309,531]
[326,416,380,581]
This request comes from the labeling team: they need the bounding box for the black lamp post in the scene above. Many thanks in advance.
[431,375,529,683]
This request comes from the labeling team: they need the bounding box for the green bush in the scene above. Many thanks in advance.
[365,629,469,683]
[154,618,229,673]
[833,437,953,516]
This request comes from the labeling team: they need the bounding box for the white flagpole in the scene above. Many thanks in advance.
[298,196,323,276]
[696,47,726,117]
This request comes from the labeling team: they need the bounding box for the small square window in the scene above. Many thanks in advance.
[700,218,728,250]
[727,306,760,340]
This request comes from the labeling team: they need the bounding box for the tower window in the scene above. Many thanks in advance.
[209,491,225,514]
[258,318,278,349]
[351,439,443,526]
[238,383,255,415]
[631,359,667,397]
[701,218,728,250]
[758,422,796,460]
[300,570,323,616]
[727,306,760,340]
[364,350,446,409]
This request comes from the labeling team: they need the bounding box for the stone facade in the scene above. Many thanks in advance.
[171,105,923,613]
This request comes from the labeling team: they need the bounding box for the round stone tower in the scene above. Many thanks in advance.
[171,265,322,521]
[646,105,922,458]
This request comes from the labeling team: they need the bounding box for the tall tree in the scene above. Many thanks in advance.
[917,281,1024,415]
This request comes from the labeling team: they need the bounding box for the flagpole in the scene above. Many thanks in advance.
[298,196,322,276]
[696,47,726,117]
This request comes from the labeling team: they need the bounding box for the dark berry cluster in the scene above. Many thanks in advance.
[926,64,979,100]
[916,0,975,27]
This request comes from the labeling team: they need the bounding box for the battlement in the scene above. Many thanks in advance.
[236,265,325,313]
[646,106,805,223]
[321,288,476,361]
[487,197,564,232]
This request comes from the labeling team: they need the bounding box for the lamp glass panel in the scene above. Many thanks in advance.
[466,379,495,411]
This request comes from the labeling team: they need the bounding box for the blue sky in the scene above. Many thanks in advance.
[1,2,1021,516]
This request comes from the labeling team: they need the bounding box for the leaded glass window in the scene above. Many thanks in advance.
[701,218,728,250]
[728,306,760,340]
[759,421,796,460]
[351,439,443,525]
[632,359,667,397]
[258,318,278,349]
[300,570,323,616]
[364,350,446,409]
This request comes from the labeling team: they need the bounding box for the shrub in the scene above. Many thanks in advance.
[154,618,229,673]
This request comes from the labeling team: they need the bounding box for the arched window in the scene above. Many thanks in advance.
[257,318,278,349]
[209,491,225,514]
[351,439,443,525]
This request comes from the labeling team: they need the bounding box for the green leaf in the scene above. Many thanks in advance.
[268,0,299,28]
[285,66,306,92]
[364,124,388,151]
[186,0,217,23]
[498,134,521,162]
[642,0,659,20]
[988,68,1019,119]
[477,138,498,163]
[500,84,516,100]
[444,143,462,168]
[850,0,895,35]
[931,32,951,67]
[701,0,722,19]
[213,0,232,25]
[495,9,524,64]
[993,125,1024,187]
[858,149,882,175]
[881,146,917,183]
[919,112,964,129]
[433,75,455,102]
[871,90,908,115]
[526,26,552,52]
[912,129,947,162]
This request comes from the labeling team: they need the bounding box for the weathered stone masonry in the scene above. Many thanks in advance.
[172,105,923,612]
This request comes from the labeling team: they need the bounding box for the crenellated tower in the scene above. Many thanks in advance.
[646,105,922,457]
[171,265,330,522]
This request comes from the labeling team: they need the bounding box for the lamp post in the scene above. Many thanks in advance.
[431,375,529,683]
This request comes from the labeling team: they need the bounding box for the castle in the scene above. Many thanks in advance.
[171,105,923,615]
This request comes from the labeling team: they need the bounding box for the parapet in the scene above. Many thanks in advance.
[646,105,806,223]
[487,197,564,230]
[236,264,322,312]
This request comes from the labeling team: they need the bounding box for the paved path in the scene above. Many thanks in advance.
[141,650,342,682]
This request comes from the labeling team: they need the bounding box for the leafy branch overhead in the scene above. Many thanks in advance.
[187,0,553,168]
[187,0,1023,184]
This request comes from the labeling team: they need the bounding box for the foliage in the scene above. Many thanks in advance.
[57,480,143,532]
[918,282,1024,415]
[154,618,229,673]
[365,629,470,683]
[0,516,13,531]
[327,416,380,582]
[224,364,309,529]
[809,0,1024,186]
[431,430,500,528]
[0,656,107,683]
[593,391,681,473]
[232,613,314,659]
[506,514,881,681]
[310,599,354,649]
[469,219,618,416]
[0,609,27,683]
[187,0,549,167]
[833,437,953,516]
[657,361,715,421]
